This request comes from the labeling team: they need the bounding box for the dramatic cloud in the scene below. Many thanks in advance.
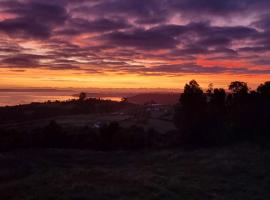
[0,0,270,80]
[0,1,68,39]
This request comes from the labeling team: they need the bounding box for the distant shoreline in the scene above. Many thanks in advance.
[0,92,181,107]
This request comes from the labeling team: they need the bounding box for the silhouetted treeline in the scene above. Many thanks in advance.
[0,120,173,151]
[174,80,270,147]
[0,98,136,123]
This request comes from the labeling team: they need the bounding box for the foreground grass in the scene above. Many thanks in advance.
[0,144,270,200]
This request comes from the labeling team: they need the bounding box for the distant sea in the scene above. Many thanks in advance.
[0,92,122,107]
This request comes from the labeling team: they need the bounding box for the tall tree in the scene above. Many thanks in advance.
[175,80,207,145]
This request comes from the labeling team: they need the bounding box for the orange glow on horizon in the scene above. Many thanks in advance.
[1,68,270,90]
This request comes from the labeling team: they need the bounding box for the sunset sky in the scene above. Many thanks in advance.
[1,0,270,90]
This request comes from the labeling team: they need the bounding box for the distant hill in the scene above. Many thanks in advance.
[0,89,74,93]
[72,92,133,98]
[127,93,180,105]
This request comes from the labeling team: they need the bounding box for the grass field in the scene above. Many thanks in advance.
[1,144,270,200]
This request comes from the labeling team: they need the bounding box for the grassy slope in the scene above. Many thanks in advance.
[0,144,270,200]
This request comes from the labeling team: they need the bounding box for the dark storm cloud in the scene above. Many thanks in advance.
[0,41,23,53]
[73,0,169,24]
[100,28,178,50]
[144,63,270,75]
[0,53,82,70]
[57,18,131,36]
[71,0,270,23]
[0,0,68,39]
[239,46,270,53]
[168,0,270,18]
[1,54,41,67]
[170,47,238,59]
[253,14,270,31]
[99,22,257,51]
[181,22,258,40]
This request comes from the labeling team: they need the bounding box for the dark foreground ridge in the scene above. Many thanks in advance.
[0,144,270,200]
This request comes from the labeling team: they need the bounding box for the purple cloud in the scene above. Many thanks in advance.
[0,0,269,76]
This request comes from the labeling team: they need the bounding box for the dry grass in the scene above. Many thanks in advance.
[0,144,270,200]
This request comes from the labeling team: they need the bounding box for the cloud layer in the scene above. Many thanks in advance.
[0,0,270,77]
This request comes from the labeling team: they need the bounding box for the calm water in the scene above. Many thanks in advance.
[0,92,122,107]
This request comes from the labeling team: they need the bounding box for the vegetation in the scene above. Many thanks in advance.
[0,97,136,123]
[174,80,270,147]
[0,120,168,151]
[1,144,270,200]
[1,80,270,150]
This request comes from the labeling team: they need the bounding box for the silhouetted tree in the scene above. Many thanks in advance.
[205,87,227,144]
[228,81,249,105]
[174,79,270,146]
[206,83,214,95]
[227,81,246,118]
[79,92,87,101]
[226,82,248,139]
[209,88,226,111]
[175,80,207,145]
[255,81,270,139]
[257,81,270,98]
[229,81,249,95]
[181,80,206,111]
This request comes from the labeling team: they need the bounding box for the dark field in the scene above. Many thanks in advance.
[1,144,270,200]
